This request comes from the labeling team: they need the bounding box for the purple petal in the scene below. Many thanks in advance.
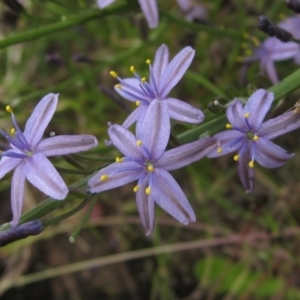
[151,169,196,224]
[226,100,247,130]
[159,46,195,99]
[166,97,204,124]
[255,138,293,168]
[261,58,279,84]
[0,156,21,179]
[97,0,115,9]
[152,44,169,84]
[259,111,300,139]
[88,161,144,193]
[207,130,245,158]
[135,105,148,137]
[264,38,300,61]
[237,142,255,193]
[139,100,170,160]
[121,105,147,131]
[36,135,98,157]
[114,78,150,103]
[24,153,68,199]
[10,162,26,227]
[24,94,58,149]
[244,89,274,130]
[108,125,147,159]
[136,174,155,235]
[278,16,300,40]
[138,0,159,29]
[157,137,217,170]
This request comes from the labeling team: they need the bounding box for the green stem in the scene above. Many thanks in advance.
[0,5,130,49]
[42,194,92,227]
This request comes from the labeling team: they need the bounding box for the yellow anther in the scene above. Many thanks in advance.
[245,49,253,56]
[116,157,123,163]
[147,165,154,172]
[136,140,142,146]
[145,187,151,195]
[278,13,286,20]
[233,155,239,161]
[236,56,244,63]
[253,135,259,141]
[146,59,151,64]
[249,161,255,168]
[115,84,122,90]
[226,123,232,129]
[10,128,15,135]
[110,71,118,78]
[141,77,147,83]
[217,147,222,153]
[100,174,109,181]
[6,106,13,113]
[251,37,260,47]
[0,150,2,153]
[136,101,141,107]
[130,66,136,73]
[244,113,250,118]
[133,185,140,192]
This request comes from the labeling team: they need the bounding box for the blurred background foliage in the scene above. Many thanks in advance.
[1,0,300,299]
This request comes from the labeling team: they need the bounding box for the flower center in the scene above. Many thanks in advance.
[0,106,32,159]
[110,59,160,104]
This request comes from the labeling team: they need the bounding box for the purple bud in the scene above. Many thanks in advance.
[258,16,292,42]
[0,220,44,247]
[286,0,300,13]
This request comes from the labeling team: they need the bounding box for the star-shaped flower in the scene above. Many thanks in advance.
[0,94,98,226]
[110,44,204,134]
[88,100,216,234]
[97,0,158,28]
[244,16,300,84]
[208,89,300,192]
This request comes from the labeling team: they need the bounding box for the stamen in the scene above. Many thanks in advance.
[243,32,250,39]
[249,160,255,168]
[226,124,232,129]
[217,147,222,153]
[147,165,154,172]
[141,77,147,83]
[136,140,142,146]
[133,185,139,192]
[244,113,250,118]
[233,155,239,161]
[6,106,13,113]
[10,128,15,135]
[116,157,123,163]
[253,135,259,141]
[130,66,136,73]
[146,59,151,64]
[115,84,122,89]
[100,175,109,181]
[251,36,260,46]
[245,49,253,56]
[145,187,151,195]
[110,71,118,78]
[135,101,141,107]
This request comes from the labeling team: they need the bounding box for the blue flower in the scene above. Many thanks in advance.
[0,94,98,226]
[208,89,300,192]
[88,100,216,234]
[110,44,204,135]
